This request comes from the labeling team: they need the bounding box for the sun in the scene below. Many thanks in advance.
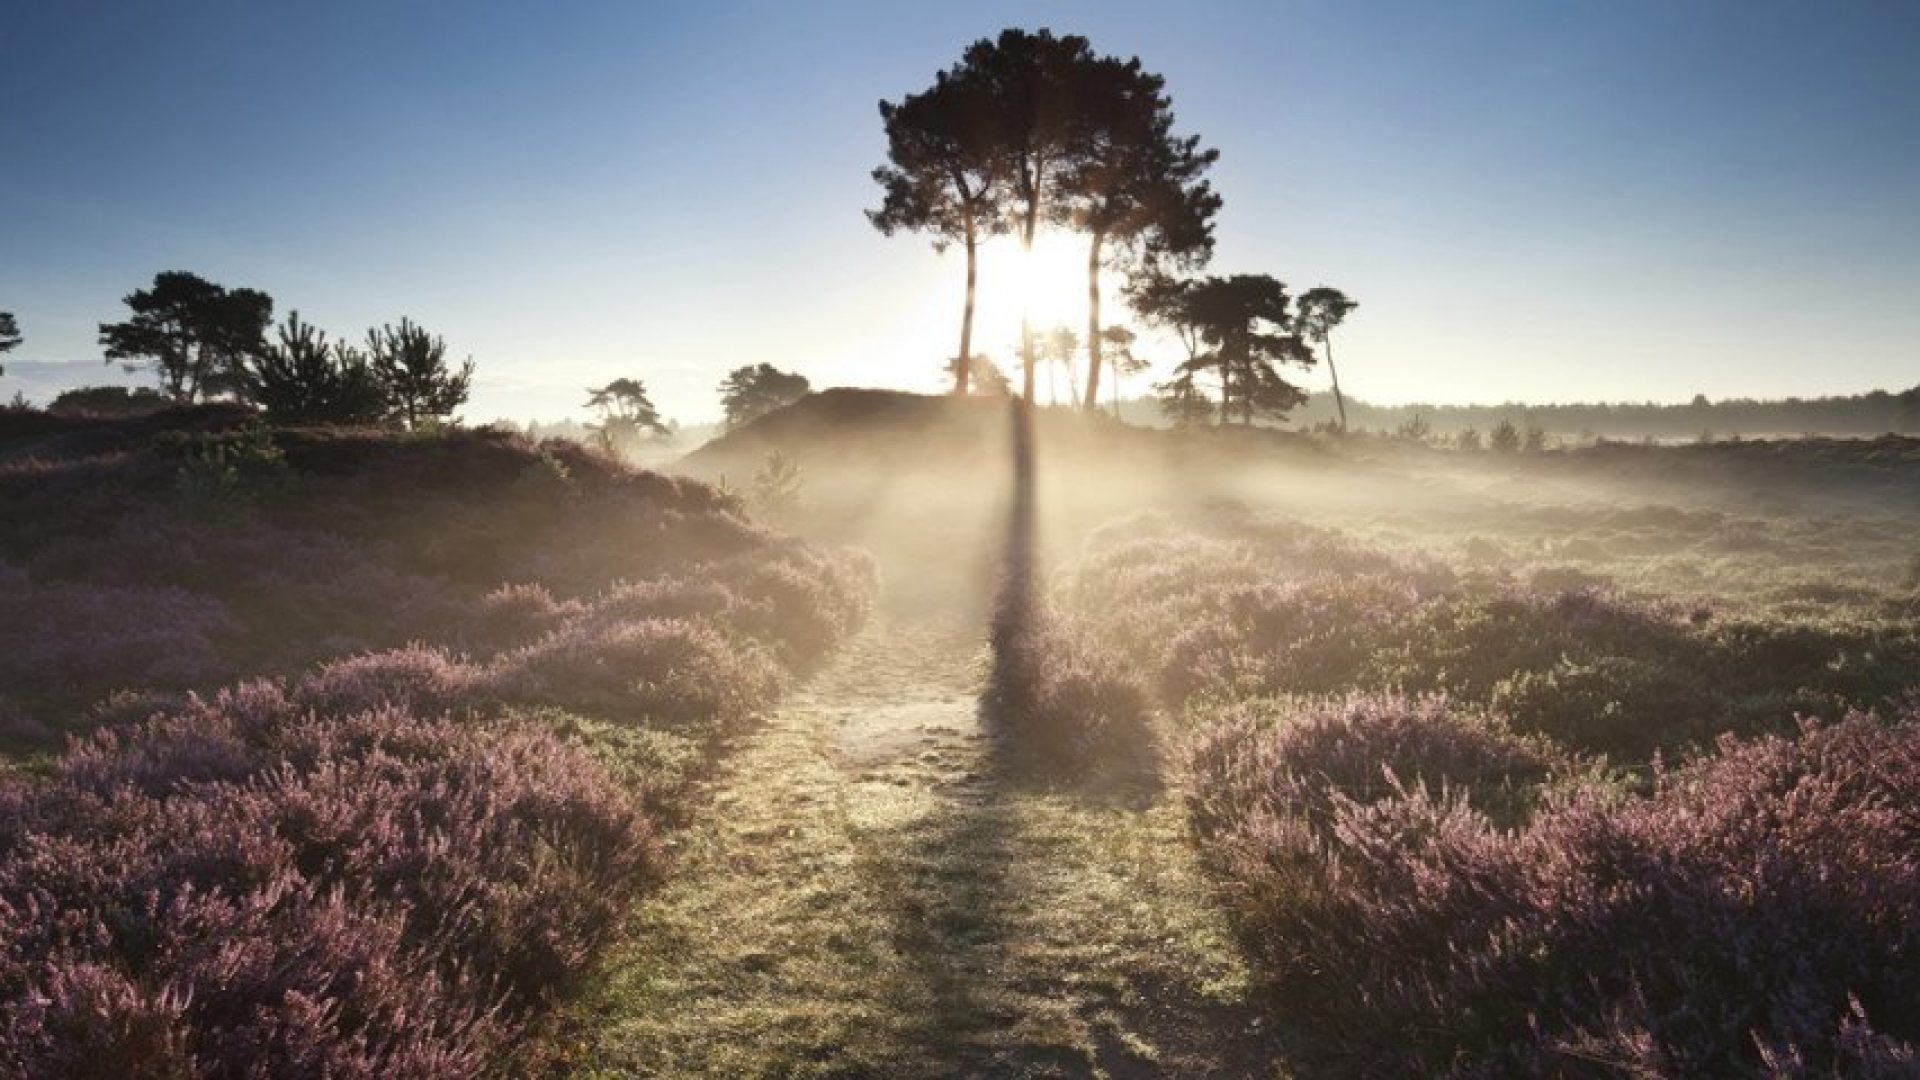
[998,233,1090,332]
[969,232,1115,360]
[889,230,1137,395]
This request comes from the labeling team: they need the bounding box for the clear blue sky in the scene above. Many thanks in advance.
[4,1,1917,423]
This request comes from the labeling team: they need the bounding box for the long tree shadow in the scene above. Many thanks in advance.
[843,398,1075,1072]
[862,397,1064,1071]
[984,396,1040,728]
[845,398,1291,1076]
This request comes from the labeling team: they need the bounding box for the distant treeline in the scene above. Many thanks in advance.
[1114,387,1920,438]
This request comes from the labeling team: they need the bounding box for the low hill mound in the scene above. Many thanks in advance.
[0,414,876,747]
[679,386,1326,482]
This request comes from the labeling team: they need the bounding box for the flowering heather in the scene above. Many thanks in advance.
[707,544,879,669]
[494,616,786,738]
[0,569,239,709]
[0,421,879,1073]
[985,605,1155,776]
[0,424,874,740]
[0,692,657,1076]
[1187,702,1920,1074]
[461,581,587,653]
[292,644,493,716]
[1160,576,1427,703]
[1182,694,1564,841]
[585,575,739,628]
[1072,516,1920,760]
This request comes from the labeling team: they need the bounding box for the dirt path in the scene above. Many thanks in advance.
[554,615,1289,1078]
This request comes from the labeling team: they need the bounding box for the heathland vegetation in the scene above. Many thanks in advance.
[674,382,1920,1074]
[2,19,1918,1080]
[0,408,873,1074]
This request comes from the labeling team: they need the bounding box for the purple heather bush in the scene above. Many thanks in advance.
[1182,694,1565,841]
[0,423,874,740]
[0,690,656,1077]
[1187,698,1920,1075]
[0,419,880,1074]
[1073,516,1920,761]
[494,616,786,738]
[293,644,494,716]
[707,544,879,669]
[585,575,739,628]
[986,602,1155,777]
[463,581,587,653]
[0,569,240,710]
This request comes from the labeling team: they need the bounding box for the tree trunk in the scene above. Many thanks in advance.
[1324,332,1348,430]
[1082,230,1104,411]
[1019,164,1040,403]
[956,214,977,397]
[1021,317,1036,404]
[1219,355,1231,425]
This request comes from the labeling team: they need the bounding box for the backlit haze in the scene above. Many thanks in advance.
[4,1,1917,425]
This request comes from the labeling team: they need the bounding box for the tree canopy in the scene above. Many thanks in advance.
[99,271,273,402]
[943,353,1013,396]
[47,385,171,419]
[242,311,387,425]
[0,312,20,378]
[1054,52,1218,410]
[366,318,473,429]
[1296,286,1359,429]
[1143,274,1315,425]
[585,378,671,451]
[873,29,1223,406]
[719,364,811,429]
[870,66,1006,394]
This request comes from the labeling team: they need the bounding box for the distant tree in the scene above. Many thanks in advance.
[1057,54,1218,412]
[1523,423,1548,452]
[1132,273,1205,369]
[959,29,1101,400]
[1489,418,1522,452]
[99,271,272,402]
[0,311,20,377]
[1036,324,1081,406]
[719,363,810,429]
[1397,413,1433,443]
[1455,427,1484,451]
[242,311,387,425]
[1146,274,1312,425]
[1100,325,1148,415]
[1155,370,1213,427]
[585,378,670,452]
[1245,361,1311,421]
[870,65,1006,396]
[1296,287,1358,431]
[48,385,171,419]
[943,353,1013,396]
[365,318,473,429]
[752,451,805,516]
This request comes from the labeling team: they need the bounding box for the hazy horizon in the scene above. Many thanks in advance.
[6,0,1918,425]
